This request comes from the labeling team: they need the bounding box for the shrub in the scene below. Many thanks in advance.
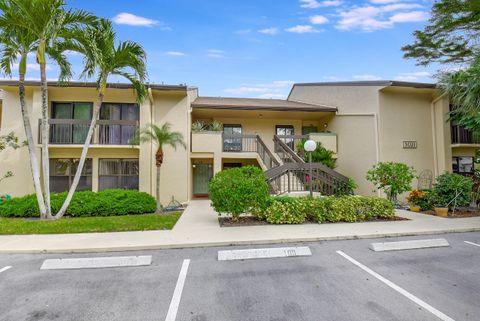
[261,195,394,224]
[209,166,269,220]
[264,198,306,224]
[407,189,434,210]
[0,189,156,217]
[432,172,473,209]
[296,139,336,169]
[366,162,416,203]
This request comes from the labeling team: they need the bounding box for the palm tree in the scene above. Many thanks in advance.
[438,58,480,132]
[133,123,186,213]
[0,26,47,217]
[54,19,147,219]
[0,0,96,217]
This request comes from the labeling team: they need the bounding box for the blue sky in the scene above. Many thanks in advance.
[39,0,437,98]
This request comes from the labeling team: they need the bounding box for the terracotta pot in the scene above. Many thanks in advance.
[434,207,449,217]
[409,206,421,212]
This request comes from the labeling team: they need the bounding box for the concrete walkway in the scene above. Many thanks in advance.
[1,200,480,253]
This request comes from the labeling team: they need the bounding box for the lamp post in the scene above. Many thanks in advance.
[304,139,317,197]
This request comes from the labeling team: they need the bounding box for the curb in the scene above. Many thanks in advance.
[1,227,480,254]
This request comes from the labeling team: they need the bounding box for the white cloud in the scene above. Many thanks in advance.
[390,11,429,22]
[300,0,342,8]
[309,15,329,25]
[206,49,225,58]
[394,71,432,81]
[12,63,52,71]
[257,93,286,99]
[285,25,321,33]
[224,80,294,97]
[164,51,186,57]
[370,0,402,3]
[335,3,428,31]
[353,74,383,80]
[258,27,279,35]
[112,13,158,26]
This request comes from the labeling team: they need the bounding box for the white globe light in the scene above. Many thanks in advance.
[304,139,317,152]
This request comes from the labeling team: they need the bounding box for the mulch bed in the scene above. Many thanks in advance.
[218,216,407,227]
[420,207,480,218]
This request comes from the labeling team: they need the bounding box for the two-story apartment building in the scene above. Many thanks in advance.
[0,80,475,204]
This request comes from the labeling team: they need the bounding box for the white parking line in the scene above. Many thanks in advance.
[0,266,12,274]
[336,251,455,321]
[165,259,190,321]
[464,241,480,248]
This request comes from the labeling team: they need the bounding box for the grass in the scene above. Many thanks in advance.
[0,212,181,235]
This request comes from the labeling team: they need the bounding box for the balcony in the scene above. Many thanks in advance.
[451,125,480,145]
[38,119,139,145]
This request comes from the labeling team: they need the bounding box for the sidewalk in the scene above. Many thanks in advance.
[1,200,480,253]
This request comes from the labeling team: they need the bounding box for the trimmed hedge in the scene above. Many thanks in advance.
[0,189,157,217]
[209,166,269,219]
[262,196,394,224]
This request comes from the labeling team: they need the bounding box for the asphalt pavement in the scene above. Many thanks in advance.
[1,232,479,321]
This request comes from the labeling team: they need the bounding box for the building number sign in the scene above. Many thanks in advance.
[403,141,417,149]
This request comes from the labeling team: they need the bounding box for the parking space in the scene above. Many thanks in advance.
[0,232,479,321]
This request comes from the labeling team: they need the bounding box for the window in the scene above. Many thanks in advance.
[99,103,139,145]
[452,156,474,175]
[302,126,318,135]
[276,125,295,149]
[99,159,139,190]
[50,158,92,192]
[223,124,242,152]
[51,102,93,144]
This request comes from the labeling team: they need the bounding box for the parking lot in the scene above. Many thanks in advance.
[0,232,479,321]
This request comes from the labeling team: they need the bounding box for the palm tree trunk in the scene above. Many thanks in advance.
[54,93,104,219]
[40,62,52,219]
[155,147,163,213]
[18,73,47,217]
[156,165,162,213]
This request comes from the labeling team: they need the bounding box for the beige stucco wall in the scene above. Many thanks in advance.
[0,85,191,207]
[432,96,452,175]
[151,91,190,205]
[378,89,436,189]
[0,87,36,196]
[328,115,378,196]
[289,85,382,196]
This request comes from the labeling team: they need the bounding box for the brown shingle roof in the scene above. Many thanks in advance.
[192,96,337,112]
[0,80,188,91]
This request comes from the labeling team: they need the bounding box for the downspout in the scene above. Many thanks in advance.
[148,87,154,196]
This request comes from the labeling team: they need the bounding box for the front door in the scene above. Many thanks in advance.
[193,164,213,195]
[276,125,295,150]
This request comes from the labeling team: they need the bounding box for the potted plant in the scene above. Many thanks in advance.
[431,172,474,217]
[407,190,426,212]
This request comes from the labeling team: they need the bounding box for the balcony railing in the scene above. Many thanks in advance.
[451,125,480,145]
[222,134,280,170]
[38,119,139,145]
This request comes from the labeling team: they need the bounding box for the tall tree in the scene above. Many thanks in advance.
[132,123,186,213]
[402,0,480,66]
[0,0,96,217]
[55,19,147,219]
[0,21,47,216]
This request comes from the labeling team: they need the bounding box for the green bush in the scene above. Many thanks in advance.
[0,189,157,217]
[264,198,307,224]
[432,172,473,208]
[261,195,394,224]
[296,139,336,169]
[209,166,269,220]
[366,162,416,203]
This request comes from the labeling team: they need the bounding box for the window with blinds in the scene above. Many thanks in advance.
[99,159,139,190]
[50,158,92,192]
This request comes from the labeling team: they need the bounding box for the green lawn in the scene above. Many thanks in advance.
[0,212,181,235]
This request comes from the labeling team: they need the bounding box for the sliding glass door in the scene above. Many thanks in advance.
[99,103,139,145]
